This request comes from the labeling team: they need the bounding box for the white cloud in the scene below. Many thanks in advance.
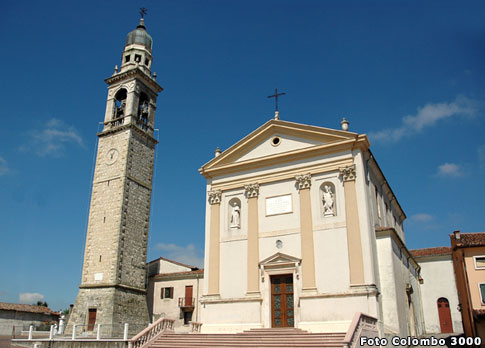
[409,213,434,222]
[369,96,478,142]
[0,157,9,175]
[21,118,84,157]
[437,162,464,177]
[19,292,45,304]
[154,243,204,268]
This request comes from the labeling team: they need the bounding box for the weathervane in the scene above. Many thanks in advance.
[139,7,148,18]
[267,88,286,120]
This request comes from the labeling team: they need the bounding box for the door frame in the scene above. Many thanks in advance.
[259,252,301,329]
[270,274,295,328]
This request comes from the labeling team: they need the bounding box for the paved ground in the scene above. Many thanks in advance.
[0,336,21,348]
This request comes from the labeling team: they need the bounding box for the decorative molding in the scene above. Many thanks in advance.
[208,190,222,205]
[104,68,163,93]
[244,183,260,198]
[200,296,262,305]
[339,164,356,182]
[295,173,311,190]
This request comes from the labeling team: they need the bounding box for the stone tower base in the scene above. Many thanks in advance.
[67,286,149,336]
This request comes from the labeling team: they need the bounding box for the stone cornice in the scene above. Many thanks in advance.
[98,123,158,145]
[200,296,263,305]
[79,283,146,294]
[105,68,163,93]
[209,157,354,192]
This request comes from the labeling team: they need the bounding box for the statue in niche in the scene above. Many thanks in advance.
[230,202,240,228]
[322,185,335,216]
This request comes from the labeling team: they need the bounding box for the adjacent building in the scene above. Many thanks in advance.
[0,302,59,335]
[410,247,463,334]
[147,257,203,331]
[450,231,485,340]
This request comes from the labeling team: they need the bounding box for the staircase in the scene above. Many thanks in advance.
[149,328,346,348]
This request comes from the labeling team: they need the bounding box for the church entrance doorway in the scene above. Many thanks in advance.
[270,274,294,328]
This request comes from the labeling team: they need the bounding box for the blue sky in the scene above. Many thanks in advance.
[0,0,484,311]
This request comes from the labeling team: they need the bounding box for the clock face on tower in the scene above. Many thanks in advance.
[106,148,119,165]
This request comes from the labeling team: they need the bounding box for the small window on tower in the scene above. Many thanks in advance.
[125,55,130,63]
[135,54,141,63]
[145,58,150,66]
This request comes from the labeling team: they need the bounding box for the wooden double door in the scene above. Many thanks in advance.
[271,274,294,327]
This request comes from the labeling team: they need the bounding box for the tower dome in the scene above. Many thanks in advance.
[125,18,153,51]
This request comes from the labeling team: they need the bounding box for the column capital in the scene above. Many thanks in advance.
[244,183,260,198]
[208,190,222,205]
[339,164,356,182]
[295,173,311,191]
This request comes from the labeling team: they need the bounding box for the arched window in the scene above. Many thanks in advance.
[114,89,127,119]
[138,92,150,125]
[320,182,336,217]
[228,197,241,230]
[437,297,453,333]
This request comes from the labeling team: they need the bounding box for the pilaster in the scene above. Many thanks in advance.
[339,164,365,285]
[245,183,260,295]
[208,190,222,295]
[295,174,317,291]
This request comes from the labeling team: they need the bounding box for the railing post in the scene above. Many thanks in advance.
[72,324,77,340]
[123,323,129,340]
[96,324,101,340]
[49,325,54,339]
[28,325,33,340]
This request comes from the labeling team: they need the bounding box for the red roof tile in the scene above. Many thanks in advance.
[453,232,485,247]
[410,247,451,257]
[0,302,59,315]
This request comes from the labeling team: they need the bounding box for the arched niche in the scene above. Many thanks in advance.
[320,182,336,217]
[228,197,241,230]
[113,88,127,119]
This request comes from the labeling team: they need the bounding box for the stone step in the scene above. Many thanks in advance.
[152,343,343,348]
[148,330,346,348]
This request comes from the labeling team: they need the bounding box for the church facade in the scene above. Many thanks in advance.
[199,117,424,337]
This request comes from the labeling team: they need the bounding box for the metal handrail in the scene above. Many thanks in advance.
[178,297,195,307]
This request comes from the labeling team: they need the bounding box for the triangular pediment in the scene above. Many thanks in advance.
[200,119,364,178]
[259,252,301,267]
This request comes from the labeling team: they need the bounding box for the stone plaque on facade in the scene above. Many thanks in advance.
[266,194,293,216]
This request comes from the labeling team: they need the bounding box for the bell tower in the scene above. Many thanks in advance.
[68,17,162,335]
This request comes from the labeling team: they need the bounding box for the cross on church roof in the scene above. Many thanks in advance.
[267,88,286,120]
[139,7,148,18]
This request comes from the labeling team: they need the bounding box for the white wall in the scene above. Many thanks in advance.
[418,256,463,334]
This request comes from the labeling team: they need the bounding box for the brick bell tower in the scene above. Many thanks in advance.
[68,17,162,335]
